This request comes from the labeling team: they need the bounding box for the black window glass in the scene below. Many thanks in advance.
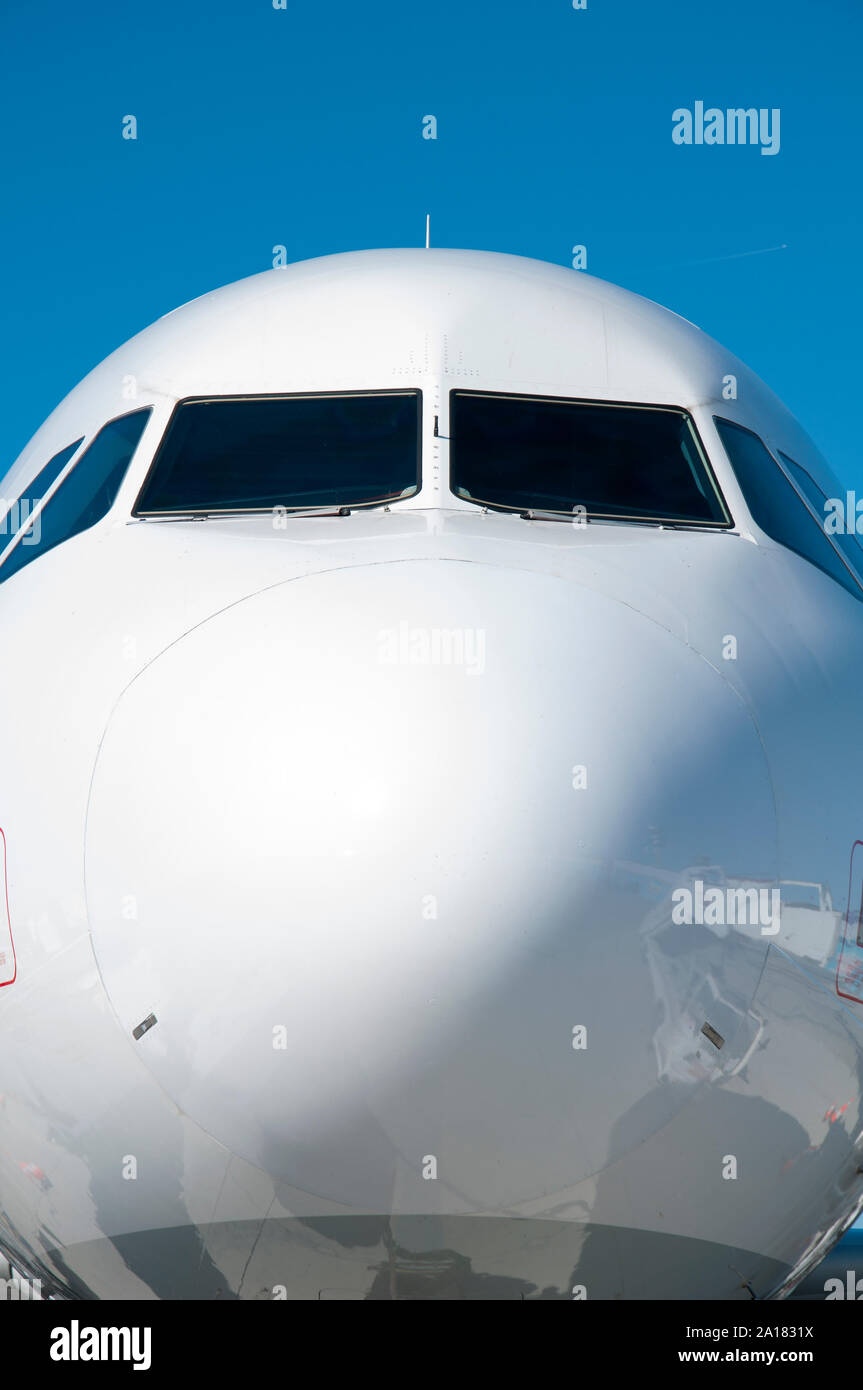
[777,450,863,576]
[715,417,862,600]
[0,438,83,547]
[0,410,151,584]
[135,391,422,514]
[450,391,729,525]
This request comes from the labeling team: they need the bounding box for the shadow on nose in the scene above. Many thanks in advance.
[85,559,776,1208]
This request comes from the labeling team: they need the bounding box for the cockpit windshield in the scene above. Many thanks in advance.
[450,391,730,526]
[135,390,421,515]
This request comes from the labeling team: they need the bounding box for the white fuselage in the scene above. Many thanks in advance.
[1,249,862,1300]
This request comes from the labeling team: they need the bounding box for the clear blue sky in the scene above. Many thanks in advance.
[2,0,861,485]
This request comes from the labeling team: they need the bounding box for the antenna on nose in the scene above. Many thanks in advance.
[425,214,430,249]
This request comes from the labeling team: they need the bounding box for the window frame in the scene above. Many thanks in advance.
[448,389,734,529]
[774,448,863,591]
[0,408,152,582]
[713,415,863,599]
[0,437,85,566]
[131,388,425,518]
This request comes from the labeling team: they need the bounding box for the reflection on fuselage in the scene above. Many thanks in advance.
[1,248,863,1299]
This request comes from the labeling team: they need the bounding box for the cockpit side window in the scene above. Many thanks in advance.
[0,438,84,554]
[777,450,863,580]
[714,417,863,601]
[0,409,151,585]
[449,391,730,526]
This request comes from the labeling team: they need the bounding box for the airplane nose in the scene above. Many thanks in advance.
[85,559,776,1211]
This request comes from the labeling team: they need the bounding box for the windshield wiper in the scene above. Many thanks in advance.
[137,504,354,521]
[272,505,353,518]
[518,509,727,530]
[518,507,582,522]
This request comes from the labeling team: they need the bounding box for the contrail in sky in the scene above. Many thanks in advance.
[674,244,789,267]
